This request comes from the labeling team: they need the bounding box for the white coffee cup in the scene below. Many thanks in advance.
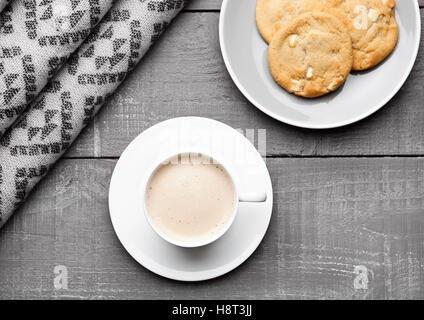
[142,151,267,248]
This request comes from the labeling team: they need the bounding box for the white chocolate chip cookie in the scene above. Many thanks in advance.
[323,0,398,70]
[268,12,353,98]
[256,0,327,43]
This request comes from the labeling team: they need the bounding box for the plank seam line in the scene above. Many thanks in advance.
[62,155,424,160]
[183,9,220,12]
[266,155,424,158]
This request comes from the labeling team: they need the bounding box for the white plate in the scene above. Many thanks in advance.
[109,117,273,281]
[219,0,421,129]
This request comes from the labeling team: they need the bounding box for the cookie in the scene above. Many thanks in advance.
[268,12,353,98]
[256,0,326,43]
[322,0,398,70]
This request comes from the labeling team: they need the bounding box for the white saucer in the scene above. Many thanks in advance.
[109,117,273,281]
[219,0,421,129]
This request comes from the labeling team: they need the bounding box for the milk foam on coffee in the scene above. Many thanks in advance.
[146,155,236,244]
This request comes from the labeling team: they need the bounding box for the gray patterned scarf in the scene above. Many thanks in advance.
[0,0,186,228]
[0,0,115,137]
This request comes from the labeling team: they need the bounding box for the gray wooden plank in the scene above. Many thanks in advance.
[66,10,424,158]
[186,0,222,10]
[1,158,423,299]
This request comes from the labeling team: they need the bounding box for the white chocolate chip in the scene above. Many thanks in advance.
[306,67,313,79]
[328,79,339,91]
[382,0,395,9]
[288,35,298,48]
[353,5,368,30]
[291,80,304,92]
[368,8,380,22]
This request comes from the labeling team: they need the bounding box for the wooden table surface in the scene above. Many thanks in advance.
[1,0,423,300]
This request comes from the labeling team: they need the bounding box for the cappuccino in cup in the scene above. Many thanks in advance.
[145,153,236,246]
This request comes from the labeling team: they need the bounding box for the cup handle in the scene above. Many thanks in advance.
[239,192,267,203]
